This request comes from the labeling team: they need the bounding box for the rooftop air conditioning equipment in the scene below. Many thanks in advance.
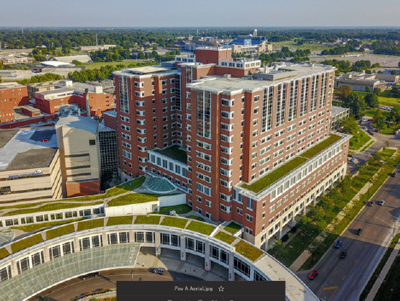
[223,74,231,79]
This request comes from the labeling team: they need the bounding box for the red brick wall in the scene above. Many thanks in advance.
[65,180,100,198]
[195,48,232,65]
[103,113,118,131]
[0,86,29,123]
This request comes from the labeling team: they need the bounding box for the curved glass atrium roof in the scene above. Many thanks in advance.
[144,178,176,193]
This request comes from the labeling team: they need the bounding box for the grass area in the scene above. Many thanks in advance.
[11,234,44,253]
[349,130,371,150]
[364,108,390,118]
[46,224,76,240]
[161,217,188,229]
[11,219,82,232]
[215,231,236,245]
[354,91,400,109]
[360,140,375,153]
[360,233,400,300]
[134,215,161,225]
[272,40,332,51]
[82,59,153,70]
[186,215,205,221]
[0,248,10,260]
[373,122,399,135]
[105,177,145,198]
[3,201,103,216]
[77,218,104,231]
[242,157,308,193]
[107,193,157,207]
[153,145,187,163]
[235,240,264,262]
[186,221,215,235]
[107,216,133,226]
[372,237,400,300]
[269,149,399,267]
[301,135,342,158]
[158,204,192,215]
[224,222,242,235]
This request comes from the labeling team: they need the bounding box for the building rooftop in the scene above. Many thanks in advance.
[153,145,187,164]
[113,66,180,78]
[0,82,25,91]
[56,116,99,135]
[188,63,335,95]
[0,127,58,171]
[240,135,343,194]
[35,81,104,100]
[331,106,350,117]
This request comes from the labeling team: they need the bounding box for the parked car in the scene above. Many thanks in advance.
[356,228,363,235]
[352,158,359,164]
[378,200,385,206]
[149,268,166,275]
[367,201,374,207]
[308,270,319,280]
[334,239,343,249]
[339,251,348,259]
[78,272,99,280]
[391,173,396,178]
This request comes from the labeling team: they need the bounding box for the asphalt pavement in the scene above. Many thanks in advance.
[297,165,400,301]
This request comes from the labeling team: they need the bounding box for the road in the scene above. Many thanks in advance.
[31,268,201,301]
[298,165,400,301]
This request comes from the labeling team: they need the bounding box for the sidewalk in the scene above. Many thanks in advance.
[365,240,400,301]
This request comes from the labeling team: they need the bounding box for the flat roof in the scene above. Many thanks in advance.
[188,63,335,94]
[0,127,58,171]
[0,82,25,91]
[113,66,179,78]
[153,145,187,164]
[56,115,99,135]
[331,106,350,117]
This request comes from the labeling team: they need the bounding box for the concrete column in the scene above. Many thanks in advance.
[180,236,186,261]
[249,266,255,280]
[74,236,80,253]
[289,216,296,228]
[155,232,161,256]
[276,227,283,240]
[228,252,235,281]
[302,204,307,215]
[43,246,50,263]
[10,259,19,277]
[102,233,108,246]
[204,241,211,272]
[261,238,269,251]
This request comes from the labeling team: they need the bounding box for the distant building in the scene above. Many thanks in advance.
[34,80,115,117]
[230,32,273,54]
[0,82,29,123]
[0,128,62,204]
[335,71,386,91]
[331,106,350,131]
[79,45,116,52]
[27,80,64,98]
[0,56,35,65]
[49,55,92,64]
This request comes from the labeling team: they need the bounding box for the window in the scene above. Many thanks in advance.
[89,139,96,146]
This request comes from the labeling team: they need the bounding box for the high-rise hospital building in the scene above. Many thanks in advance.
[112,48,350,249]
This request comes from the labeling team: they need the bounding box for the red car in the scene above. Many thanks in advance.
[308,270,319,280]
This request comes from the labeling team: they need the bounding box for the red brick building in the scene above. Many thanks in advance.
[0,83,29,123]
[113,48,351,249]
[34,81,114,117]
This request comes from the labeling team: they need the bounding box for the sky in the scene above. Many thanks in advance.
[1,0,400,27]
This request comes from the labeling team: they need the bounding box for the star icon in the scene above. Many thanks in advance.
[218,285,225,292]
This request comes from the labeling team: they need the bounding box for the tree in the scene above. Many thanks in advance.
[0,76,2,84]
[389,106,400,123]
[373,109,386,129]
[398,62,400,68]
[391,70,397,75]
[336,85,353,101]
[365,93,379,108]
[365,86,370,92]
[373,88,382,96]
[343,92,367,119]
[339,117,359,134]
[71,60,82,66]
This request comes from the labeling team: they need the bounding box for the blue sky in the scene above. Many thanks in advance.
[1,0,400,27]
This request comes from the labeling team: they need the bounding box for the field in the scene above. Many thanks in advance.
[310,53,400,68]
[272,40,332,51]
[83,59,153,70]
[354,91,400,109]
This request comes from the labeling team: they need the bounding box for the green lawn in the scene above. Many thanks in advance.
[186,221,215,235]
[11,219,82,233]
[107,216,133,226]
[185,215,205,221]
[11,234,44,253]
[134,215,161,225]
[354,91,400,109]
[77,218,105,231]
[153,145,187,163]
[215,231,236,245]
[224,222,242,235]
[158,204,192,215]
[46,224,76,240]
[105,177,145,198]
[82,59,153,70]
[364,108,390,118]
[360,140,375,152]
[235,241,264,261]
[349,130,371,150]
[107,193,157,207]
[272,40,332,51]
[161,217,188,229]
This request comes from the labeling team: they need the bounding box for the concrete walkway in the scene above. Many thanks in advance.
[365,239,400,301]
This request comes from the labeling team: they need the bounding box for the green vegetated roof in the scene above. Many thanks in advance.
[107,193,157,207]
[215,231,236,245]
[242,134,342,194]
[134,215,161,225]
[0,248,10,260]
[107,216,133,226]
[77,218,104,231]
[161,217,188,229]
[46,224,75,240]
[186,221,215,235]
[234,240,264,262]
[105,177,146,198]
[11,234,44,254]
[224,222,242,235]
[301,134,342,159]
[153,145,187,164]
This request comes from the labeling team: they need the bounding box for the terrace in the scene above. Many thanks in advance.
[153,145,187,164]
[240,134,344,194]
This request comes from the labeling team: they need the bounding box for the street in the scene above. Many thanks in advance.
[298,165,400,301]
